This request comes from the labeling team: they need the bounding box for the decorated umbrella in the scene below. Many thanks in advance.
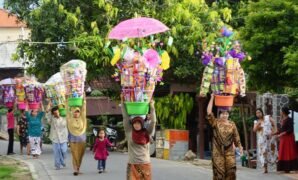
[108,17,169,40]
[108,17,170,115]
[0,78,16,85]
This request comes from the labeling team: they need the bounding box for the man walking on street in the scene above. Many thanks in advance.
[46,102,68,170]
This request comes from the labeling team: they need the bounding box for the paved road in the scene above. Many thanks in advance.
[0,140,295,180]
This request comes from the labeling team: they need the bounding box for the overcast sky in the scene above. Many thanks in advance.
[0,0,4,8]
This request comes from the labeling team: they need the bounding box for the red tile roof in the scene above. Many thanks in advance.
[0,9,26,28]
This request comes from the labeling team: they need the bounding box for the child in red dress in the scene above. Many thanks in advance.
[93,129,113,173]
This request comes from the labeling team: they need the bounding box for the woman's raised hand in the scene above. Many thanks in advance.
[150,99,155,108]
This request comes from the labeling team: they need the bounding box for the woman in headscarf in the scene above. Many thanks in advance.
[26,103,45,158]
[273,107,298,173]
[66,97,87,176]
[253,108,278,173]
[121,95,156,180]
[207,94,243,180]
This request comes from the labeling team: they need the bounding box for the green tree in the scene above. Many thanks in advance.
[9,0,232,83]
[240,0,298,95]
[4,0,40,19]
[155,93,193,129]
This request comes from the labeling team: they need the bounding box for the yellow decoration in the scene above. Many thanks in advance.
[161,51,170,70]
[110,48,121,66]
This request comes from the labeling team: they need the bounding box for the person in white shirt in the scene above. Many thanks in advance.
[46,102,68,170]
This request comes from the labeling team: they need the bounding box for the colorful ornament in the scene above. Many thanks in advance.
[111,48,121,66]
[160,51,170,70]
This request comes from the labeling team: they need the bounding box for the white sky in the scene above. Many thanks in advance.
[0,0,3,8]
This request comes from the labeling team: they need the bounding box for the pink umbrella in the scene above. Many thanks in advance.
[108,17,169,40]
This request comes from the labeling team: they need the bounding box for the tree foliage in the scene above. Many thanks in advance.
[8,0,232,83]
[239,0,298,94]
[155,93,193,129]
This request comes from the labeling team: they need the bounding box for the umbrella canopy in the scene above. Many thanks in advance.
[108,17,169,40]
[0,78,16,85]
[45,72,63,85]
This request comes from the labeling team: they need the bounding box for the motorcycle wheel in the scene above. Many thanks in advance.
[150,141,156,157]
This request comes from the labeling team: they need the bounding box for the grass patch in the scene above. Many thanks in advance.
[0,166,17,179]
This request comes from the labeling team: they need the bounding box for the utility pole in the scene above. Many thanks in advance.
[197,96,207,159]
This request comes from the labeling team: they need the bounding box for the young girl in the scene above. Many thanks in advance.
[93,129,113,173]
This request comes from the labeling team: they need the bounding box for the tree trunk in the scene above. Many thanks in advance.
[197,96,206,159]
[240,100,251,167]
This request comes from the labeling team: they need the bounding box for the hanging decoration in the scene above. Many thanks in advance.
[199,26,250,108]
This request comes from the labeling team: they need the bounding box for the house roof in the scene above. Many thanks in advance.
[0,9,26,28]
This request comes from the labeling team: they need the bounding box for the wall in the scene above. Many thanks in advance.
[0,27,30,41]
[256,93,289,124]
[86,97,122,116]
[0,27,30,69]
[163,129,189,160]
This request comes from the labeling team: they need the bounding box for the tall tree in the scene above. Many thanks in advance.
[240,0,298,95]
[10,0,232,83]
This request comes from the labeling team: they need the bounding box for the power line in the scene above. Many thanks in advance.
[0,40,92,45]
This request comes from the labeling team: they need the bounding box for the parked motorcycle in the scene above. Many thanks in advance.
[106,126,118,150]
[90,125,118,151]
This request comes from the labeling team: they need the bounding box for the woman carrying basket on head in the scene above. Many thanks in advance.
[121,94,156,180]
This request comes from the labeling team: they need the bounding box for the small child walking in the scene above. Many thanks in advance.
[93,129,113,173]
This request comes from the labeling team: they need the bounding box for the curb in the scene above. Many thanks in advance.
[8,155,51,180]
[9,155,39,180]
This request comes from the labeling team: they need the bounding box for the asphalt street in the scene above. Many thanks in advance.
[0,140,294,180]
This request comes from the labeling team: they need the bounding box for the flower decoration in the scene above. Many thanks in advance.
[220,26,233,37]
[201,52,213,66]
[214,57,225,67]
[143,49,161,69]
